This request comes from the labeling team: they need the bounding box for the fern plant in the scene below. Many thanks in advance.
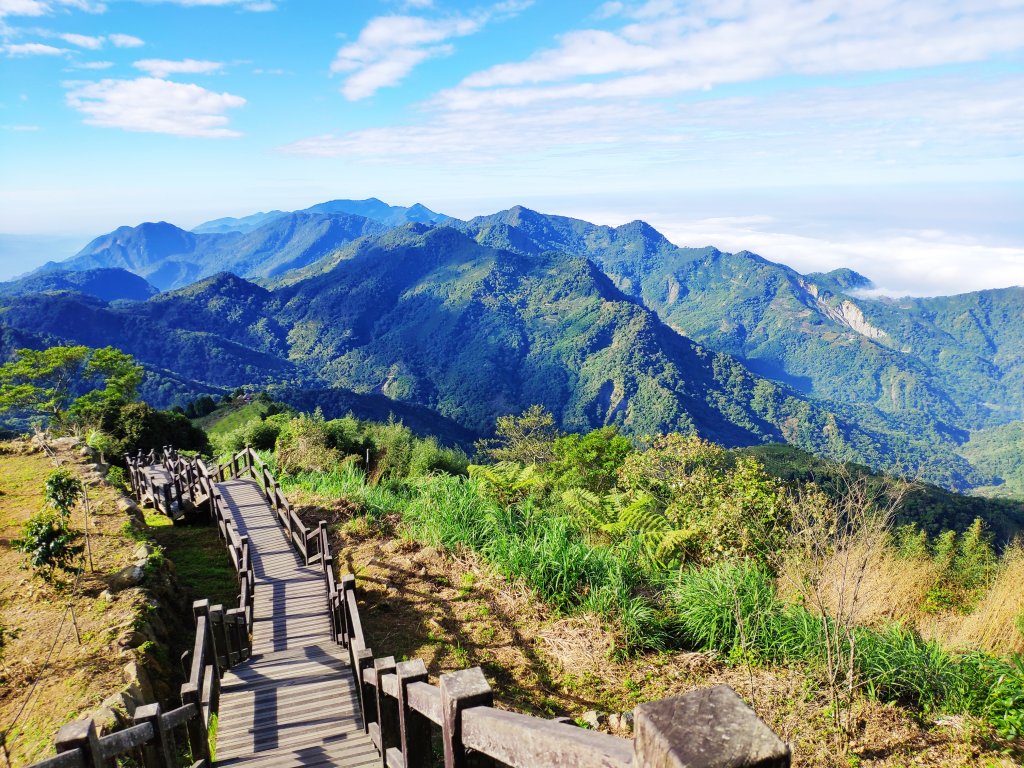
[561,487,695,566]
[467,462,544,506]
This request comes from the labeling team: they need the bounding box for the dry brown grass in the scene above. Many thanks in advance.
[796,541,940,628]
[0,439,152,766]
[922,543,1024,656]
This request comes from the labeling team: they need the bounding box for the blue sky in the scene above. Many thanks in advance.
[0,0,1022,295]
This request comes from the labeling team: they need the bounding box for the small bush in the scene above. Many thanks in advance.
[13,511,84,583]
[45,469,83,516]
[276,412,341,474]
[106,465,130,494]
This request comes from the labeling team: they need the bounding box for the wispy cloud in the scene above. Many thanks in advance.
[64,76,245,137]
[443,0,1024,110]
[135,0,275,8]
[133,57,223,77]
[0,0,49,18]
[108,33,143,47]
[60,31,102,48]
[0,0,105,17]
[331,1,531,100]
[282,73,1024,172]
[4,41,68,54]
[71,58,112,68]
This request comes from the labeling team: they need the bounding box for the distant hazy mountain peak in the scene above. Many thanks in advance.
[0,267,157,303]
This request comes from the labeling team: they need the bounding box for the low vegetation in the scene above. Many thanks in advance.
[0,440,158,765]
[2,350,1022,766]
[242,404,1024,765]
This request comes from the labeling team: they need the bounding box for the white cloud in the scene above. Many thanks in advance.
[133,58,223,77]
[283,74,1024,171]
[332,2,531,100]
[138,0,275,7]
[72,59,112,68]
[64,76,245,137]
[5,41,68,55]
[0,0,104,18]
[60,31,102,48]
[108,33,143,47]
[57,0,106,12]
[444,0,1024,109]
[650,218,1024,297]
[0,0,49,17]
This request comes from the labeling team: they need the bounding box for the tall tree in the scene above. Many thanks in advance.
[475,405,563,465]
[0,345,143,425]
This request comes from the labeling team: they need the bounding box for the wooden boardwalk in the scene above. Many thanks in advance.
[212,479,378,768]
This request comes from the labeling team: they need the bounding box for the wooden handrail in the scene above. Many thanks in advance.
[46,445,791,768]
[37,702,209,768]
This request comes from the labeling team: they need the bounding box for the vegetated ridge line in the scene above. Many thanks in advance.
[211,478,377,767]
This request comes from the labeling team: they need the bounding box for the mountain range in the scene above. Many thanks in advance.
[2,199,1021,496]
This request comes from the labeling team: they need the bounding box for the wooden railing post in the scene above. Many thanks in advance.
[226,606,249,662]
[373,657,399,763]
[355,647,376,733]
[180,684,209,765]
[396,659,431,768]
[54,719,102,767]
[134,703,175,768]
[632,685,790,768]
[439,668,494,768]
[209,604,229,675]
[196,599,221,714]
[340,574,355,648]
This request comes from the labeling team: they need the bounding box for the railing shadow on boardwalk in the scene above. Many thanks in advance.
[30,445,792,768]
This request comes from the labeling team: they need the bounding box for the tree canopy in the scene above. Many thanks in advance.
[0,345,143,425]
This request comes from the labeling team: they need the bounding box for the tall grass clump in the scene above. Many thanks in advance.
[401,475,667,648]
[668,561,825,664]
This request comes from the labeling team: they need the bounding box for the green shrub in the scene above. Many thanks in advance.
[13,511,84,583]
[45,469,83,516]
[855,625,957,713]
[408,435,468,478]
[546,426,633,493]
[275,411,341,474]
[669,562,786,660]
[99,401,210,458]
[105,465,129,494]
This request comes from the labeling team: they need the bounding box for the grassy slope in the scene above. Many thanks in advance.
[0,441,149,764]
[192,400,274,438]
[142,513,238,610]
[291,492,1017,768]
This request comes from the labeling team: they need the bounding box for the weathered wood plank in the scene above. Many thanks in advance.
[210,477,375,767]
[461,708,633,768]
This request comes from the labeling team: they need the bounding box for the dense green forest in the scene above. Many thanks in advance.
[2,204,1021,495]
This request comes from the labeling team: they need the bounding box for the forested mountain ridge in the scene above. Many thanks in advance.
[462,207,1023,431]
[0,267,157,302]
[2,200,1020,493]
